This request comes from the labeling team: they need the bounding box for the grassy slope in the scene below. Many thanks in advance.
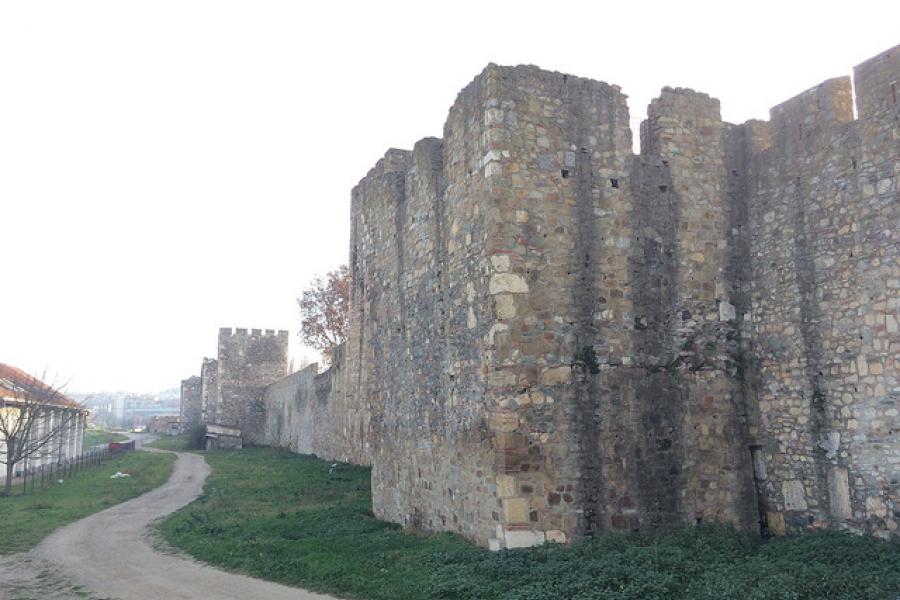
[82,428,128,447]
[146,434,191,451]
[0,451,175,555]
[160,448,900,600]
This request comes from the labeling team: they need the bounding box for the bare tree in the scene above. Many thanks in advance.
[0,367,82,496]
[297,265,349,365]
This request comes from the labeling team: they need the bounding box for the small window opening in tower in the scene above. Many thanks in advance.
[892,81,897,105]
[610,178,619,188]
[561,169,570,178]
[658,185,668,193]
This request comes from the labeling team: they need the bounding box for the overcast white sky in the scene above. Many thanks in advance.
[1,1,897,393]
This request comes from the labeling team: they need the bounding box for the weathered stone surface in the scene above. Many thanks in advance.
[783,481,808,511]
[179,376,202,433]
[215,328,289,444]
[743,44,899,538]
[215,44,898,548]
[181,328,289,447]
[489,273,529,294]
[828,466,852,519]
[200,358,217,424]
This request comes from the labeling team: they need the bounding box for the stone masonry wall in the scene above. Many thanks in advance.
[348,64,760,549]
[260,344,369,463]
[200,357,217,424]
[253,44,897,548]
[744,45,899,537]
[179,375,202,433]
[215,327,288,444]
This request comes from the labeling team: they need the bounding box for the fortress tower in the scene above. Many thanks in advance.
[178,376,202,434]
[212,328,289,445]
[339,44,898,548]
[200,357,218,424]
[180,328,289,448]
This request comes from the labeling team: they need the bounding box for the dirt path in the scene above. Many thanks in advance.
[29,448,338,600]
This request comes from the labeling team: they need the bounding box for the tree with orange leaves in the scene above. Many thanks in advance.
[297,265,349,366]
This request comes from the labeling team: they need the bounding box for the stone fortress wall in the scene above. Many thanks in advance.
[181,44,898,549]
[216,327,289,442]
[179,375,202,433]
[258,344,369,464]
[181,328,289,443]
[738,47,899,535]
[200,357,218,424]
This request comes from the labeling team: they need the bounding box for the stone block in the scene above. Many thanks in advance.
[489,273,529,294]
[540,366,572,386]
[828,466,852,518]
[503,528,546,549]
[503,497,530,523]
[783,480,808,511]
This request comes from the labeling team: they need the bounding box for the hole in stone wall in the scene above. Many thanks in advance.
[610,178,619,188]
[852,158,857,170]
[561,169,570,178]
[658,185,668,192]
[892,82,897,105]
[732,169,739,176]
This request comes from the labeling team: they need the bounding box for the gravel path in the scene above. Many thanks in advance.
[5,445,338,600]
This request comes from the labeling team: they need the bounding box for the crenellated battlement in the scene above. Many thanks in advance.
[768,76,854,148]
[218,327,288,339]
[353,148,414,194]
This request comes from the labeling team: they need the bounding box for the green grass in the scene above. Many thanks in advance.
[147,434,191,451]
[0,451,176,555]
[160,448,900,600]
[82,428,128,447]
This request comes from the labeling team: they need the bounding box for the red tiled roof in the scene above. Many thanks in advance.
[0,363,84,409]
